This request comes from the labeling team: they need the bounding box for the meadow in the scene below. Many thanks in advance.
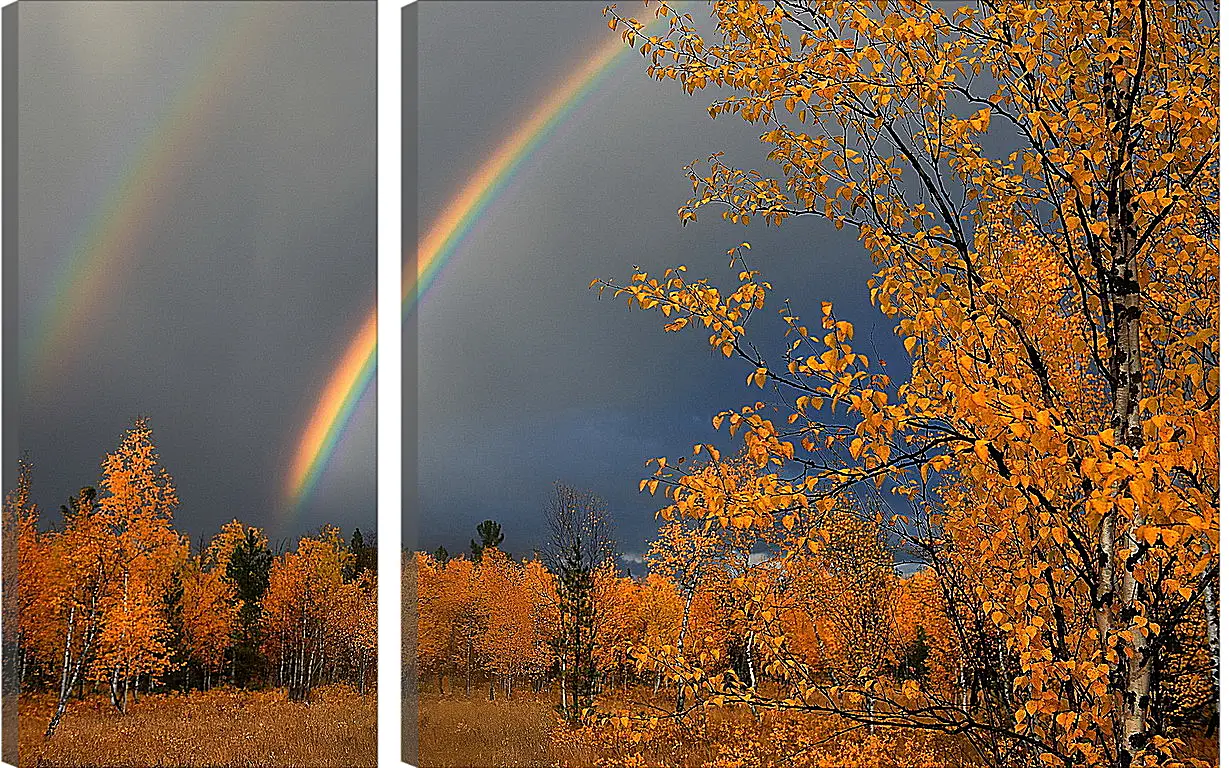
[416,686,984,768]
[17,685,376,768]
[417,689,561,768]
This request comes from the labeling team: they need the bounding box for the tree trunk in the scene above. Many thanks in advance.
[45,606,77,739]
[1106,49,1151,765]
[465,637,473,697]
[108,666,121,712]
[745,632,757,691]
[675,587,696,712]
[1204,581,1219,727]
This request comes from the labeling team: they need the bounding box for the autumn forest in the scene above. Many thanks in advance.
[413,1,1219,768]
[1,0,1220,766]
[6,418,377,766]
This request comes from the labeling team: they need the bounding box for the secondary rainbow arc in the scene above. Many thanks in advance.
[27,5,275,383]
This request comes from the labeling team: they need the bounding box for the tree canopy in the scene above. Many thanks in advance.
[586,1,1217,766]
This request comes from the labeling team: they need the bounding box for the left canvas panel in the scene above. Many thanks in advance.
[1,2,377,766]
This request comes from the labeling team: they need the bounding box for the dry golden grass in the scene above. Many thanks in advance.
[18,685,376,768]
[418,690,1221,768]
[418,686,979,768]
[417,689,563,768]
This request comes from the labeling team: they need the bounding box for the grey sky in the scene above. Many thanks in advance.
[411,1,909,561]
[11,1,375,544]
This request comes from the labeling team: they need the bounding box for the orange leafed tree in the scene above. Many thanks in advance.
[8,459,50,691]
[328,570,377,696]
[261,525,374,701]
[779,501,899,691]
[475,548,553,697]
[414,551,457,693]
[592,1,1217,765]
[8,420,376,741]
[645,516,723,709]
[522,557,563,680]
[15,419,184,736]
[178,556,239,680]
[416,548,558,699]
[203,518,250,576]
[263,525,353,702]
[414,552,491,696]
[26,485,111,738]
[90,417,185,715]
[593,565,685,696]
[889,568,958,697]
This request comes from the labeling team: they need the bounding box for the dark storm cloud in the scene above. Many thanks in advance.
[412,1,910,559]
[12,1,376,542]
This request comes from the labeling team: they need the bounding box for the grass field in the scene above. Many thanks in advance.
[18,685,376,767]
[417,688,1220,768]
[415,687,976,768]
[417,690,564,768]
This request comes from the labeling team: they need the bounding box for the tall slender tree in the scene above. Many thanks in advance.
[91,418,184,714]
[543,483,615,722]
[225,525,272,688]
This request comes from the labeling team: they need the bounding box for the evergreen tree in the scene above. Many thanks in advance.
[896,625,931,683]
[347,528,375,579]
[470,520,504,561]
[558,540,600,717]
[226,528,272,688]
[544,484,614,722]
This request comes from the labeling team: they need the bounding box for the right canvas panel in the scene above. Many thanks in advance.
[405,2,1220,767]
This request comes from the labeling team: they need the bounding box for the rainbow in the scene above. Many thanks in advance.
[285,307,377,508]
[287,19,653,508]
[405,26,639,311]
[26,4,275,382]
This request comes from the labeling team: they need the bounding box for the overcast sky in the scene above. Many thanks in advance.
[11,1,375,545]
[410,1,911,563]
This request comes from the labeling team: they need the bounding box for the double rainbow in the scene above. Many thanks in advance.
[285,27,640,510]
[25,7,651,513]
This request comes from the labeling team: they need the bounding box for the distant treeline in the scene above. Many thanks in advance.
[3,417,377,740]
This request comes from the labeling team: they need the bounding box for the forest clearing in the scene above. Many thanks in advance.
[17,685,376,768]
